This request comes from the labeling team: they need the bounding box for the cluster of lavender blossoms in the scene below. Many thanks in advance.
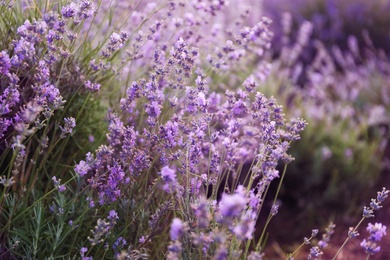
[0,0,100,186]
[360,223,387,255]
[72,2,307,258]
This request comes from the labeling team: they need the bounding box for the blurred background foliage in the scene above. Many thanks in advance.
[260,0,390,246]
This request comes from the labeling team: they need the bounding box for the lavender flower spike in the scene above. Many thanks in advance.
[170,218,185,241]
[361,223,387,256]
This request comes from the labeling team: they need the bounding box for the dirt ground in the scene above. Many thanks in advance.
[264,183,390,259]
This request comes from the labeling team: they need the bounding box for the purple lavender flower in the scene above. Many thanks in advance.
[88,217,114,245]
[97,163,127,204]
[77,0,95,21]
[107,210,119,224]
[0,85,20,115]
[361,222,387,256]
[0,118,12,139]
[170,218,185,241]
[270,204,279,216]
[233,211,256,240]
[112,236,127,256]
[363,187,390,218]
[80,247,92,260]
[360,239,381,255]
[52,176,66,192]
[366,223,387,242]
[0,51,11,75]
[61,3,78,19]
[318,222,335,249]
[85,80,101,92]
[60,117,76,138]
[192,197,211,228]
[101,31,129,58]
[218,187,247,219]
[377,187,389,203]
[160,166,177,183]
[22,102,43,123]
[107,113,124,146]
[74,160,91,176]
[214,246,228,260]
[308,246,323,260]
[12,37,36,63]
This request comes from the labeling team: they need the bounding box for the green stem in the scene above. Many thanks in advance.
[256,164,288,251]
[272,163,288,207]
[332,217,366,260]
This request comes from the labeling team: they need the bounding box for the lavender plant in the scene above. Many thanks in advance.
[0,0,113,257]
[1,0,389,259]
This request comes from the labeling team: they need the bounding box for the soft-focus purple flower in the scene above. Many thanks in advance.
[51,176,66,192]
[160,166,176,183]
[321,146,332,161]
[270,204,279,216]
[58,185,66,192]
[318,222,335,249]
[0,85,20,115]
[363,206,375,218]
[348,227,359,238]
[80,247,92,260]
[107,113,124,146]
[108,210,119,223]
[88,135,95,143]
[101,31,129,57]
[360,239,381,255]
[145,101,162,119]
[22,102,43,123]
[86,197,95,208]
[88,218,113,245]
[139,236,147,244]
[77,0,95,21]
[60,117,76,138]
[0,118,12,139]
[366,223,387,242]
[85,80,101,92]
[218,190,247,218]
[233,211,256,240]
[243,76,258,93]
[308,246,323,260]
[167,240,182,255]
[192,197,211,228]
[377,187,389,203]
[112,236,127,254]
[12,37,36,63]
[61,3,78,18]
[170,218,184,241]
[0,51,11,75]
[214,246,228,260]
[74,160,91,176]
[97,163,126,204]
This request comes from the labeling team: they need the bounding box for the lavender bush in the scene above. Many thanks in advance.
[0,0,388,259]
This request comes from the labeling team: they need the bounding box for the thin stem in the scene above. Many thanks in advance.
[256,163,288,251]
[332,217,366,260]
[288,235,315,259]
[273,163,288,206]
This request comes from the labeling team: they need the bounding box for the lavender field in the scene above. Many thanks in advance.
[0,0,389,259]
